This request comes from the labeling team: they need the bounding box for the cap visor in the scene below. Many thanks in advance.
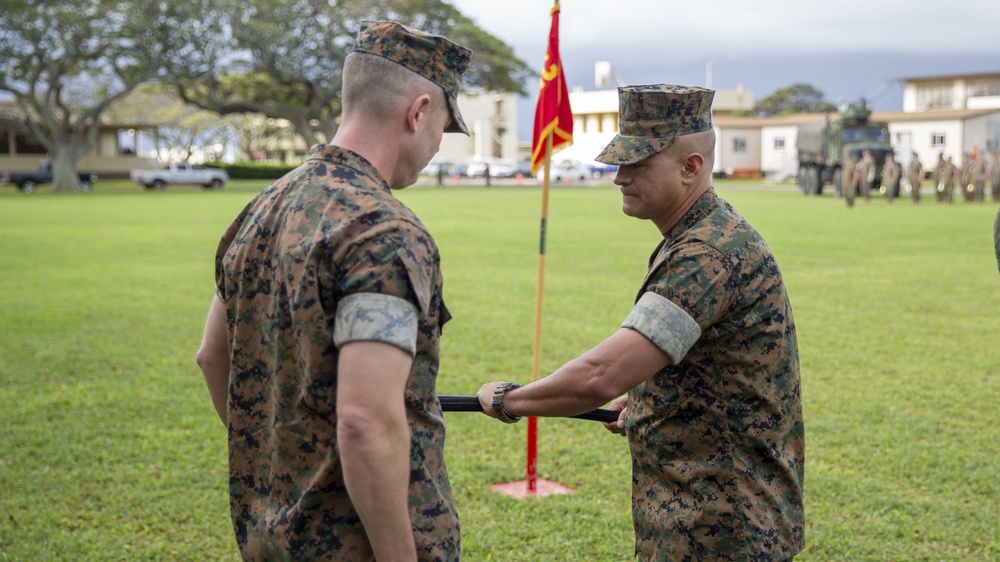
[445,95,469,135]
[595,135,677,166]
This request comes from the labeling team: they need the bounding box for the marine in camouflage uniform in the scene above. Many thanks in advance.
[995,206,1000,274]
[932,152,946,203]
[960,153,975,203]
[477,85,804,561]
[197,21,471,562]
[842,153,857,208]
[906,151,923,203]
[941,155,957,204]
[970,152,987,203]
[856,150,876,203]
[990,152,1000,202]
[881,153,899,203]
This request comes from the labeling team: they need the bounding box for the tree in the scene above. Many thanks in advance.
[170,0,534,147]
[0,1,203,192]
[232,114,298,162]
[109,85,235,163]
[751,83,838,117]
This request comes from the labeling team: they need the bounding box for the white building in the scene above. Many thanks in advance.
[550,72,1000,180]
[551,86,757,171]
[735,107,1000,180]
[435,91,520,168]
[901,71,1000,112]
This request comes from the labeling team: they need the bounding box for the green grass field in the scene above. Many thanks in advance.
[1,182,997,561]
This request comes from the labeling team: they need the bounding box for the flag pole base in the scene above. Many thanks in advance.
[490,479,575,499]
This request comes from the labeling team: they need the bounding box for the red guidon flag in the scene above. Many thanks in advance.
[530,1,573,176]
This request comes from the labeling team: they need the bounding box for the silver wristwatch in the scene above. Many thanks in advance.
[491,382,522,424]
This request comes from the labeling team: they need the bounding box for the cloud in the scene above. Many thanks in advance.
[451,0,1000,61]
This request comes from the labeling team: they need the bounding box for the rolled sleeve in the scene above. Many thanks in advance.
[334,293,419,356]
[622,291,702,364]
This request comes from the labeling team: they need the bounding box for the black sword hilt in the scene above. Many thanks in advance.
[438,395,621,424]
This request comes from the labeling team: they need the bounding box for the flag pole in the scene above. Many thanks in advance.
[491,0,574,498]
[527,132,554,492]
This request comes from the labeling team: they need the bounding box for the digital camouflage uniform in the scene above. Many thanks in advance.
[970,154,987,203]
[213,20,471,561]
[881,156,899,203]
[932,154,946,203]
[959,154,977,203]
[995,206,1000,274]
[940,158,957,204]
[990,153,1000,202]
[216,144,458,561]
[856,153,875,203]
[598,85,805,561]
[621,190,805,561]
[842,154,857,208]
[906,155,923,203]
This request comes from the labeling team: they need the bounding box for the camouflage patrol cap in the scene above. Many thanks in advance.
[353,21,473,135]
[596,85,715,165]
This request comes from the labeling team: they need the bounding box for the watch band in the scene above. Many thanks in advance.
[491,382,522,424]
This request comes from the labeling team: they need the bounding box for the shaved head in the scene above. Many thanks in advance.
[342,52,447,126]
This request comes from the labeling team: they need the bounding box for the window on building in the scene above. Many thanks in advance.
[732,137,747,153]
[968,81,1000,97]
[0,131,9,154]
[987,122,1000,151]
[931,132,946,148]
[917,85,952,110]
[774,137,785,151]
[117,129,137,155]
[14,133,46,154]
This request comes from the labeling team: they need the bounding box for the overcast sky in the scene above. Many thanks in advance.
[448,0,1000,140]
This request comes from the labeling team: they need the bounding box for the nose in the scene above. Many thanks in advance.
[613,168,629,186]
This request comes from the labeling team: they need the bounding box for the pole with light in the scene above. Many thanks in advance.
[705,52,735,89]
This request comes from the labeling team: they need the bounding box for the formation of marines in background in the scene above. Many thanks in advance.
[843,149,1000,206]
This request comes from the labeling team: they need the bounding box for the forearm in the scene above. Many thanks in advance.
[199,357,229,425]
[196,295,230,426]
[337,340,417,561]
[504,355,622,418]
[498,328,669,418]
[338,413,416,561]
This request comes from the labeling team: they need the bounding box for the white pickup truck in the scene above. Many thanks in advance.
[130,162,228,190]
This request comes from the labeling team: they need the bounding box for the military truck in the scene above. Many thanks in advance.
[796,100,896,197]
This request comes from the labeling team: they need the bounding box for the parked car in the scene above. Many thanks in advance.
[420,160,451,177]
[589,162,619,179]
[1,162,97,192]
[129,162,228,190]
[466,158,515,178]
[537,160,591,183]
[513,159,534,178]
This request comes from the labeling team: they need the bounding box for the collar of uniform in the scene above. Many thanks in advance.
[661,187,718,244]
[307,143,390,192]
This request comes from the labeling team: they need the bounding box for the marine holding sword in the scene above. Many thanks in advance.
[476,85,806,561]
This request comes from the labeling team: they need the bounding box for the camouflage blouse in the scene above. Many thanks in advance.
[623,189,805,561]
[994,207,1000,274]
[215,144,458,561]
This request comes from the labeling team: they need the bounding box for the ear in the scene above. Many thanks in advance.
[406,93,433,133]
[682,152,705,179]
